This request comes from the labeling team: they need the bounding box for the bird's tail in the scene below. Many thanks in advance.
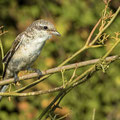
[0,85,8,100]
[0,70,9,101]
[0,51,12,101]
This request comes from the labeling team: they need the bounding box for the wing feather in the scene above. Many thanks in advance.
[2,32,24,78]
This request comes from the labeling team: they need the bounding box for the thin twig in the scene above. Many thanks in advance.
[0,39,5,71]
[0,31,8,36]
[92,108,96,120]
[85,18,101,46]
[0,86,63,97]
[89,7,120,45]
[0,26,4,29]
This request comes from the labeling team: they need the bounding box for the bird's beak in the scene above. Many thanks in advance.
[51,30,61,36]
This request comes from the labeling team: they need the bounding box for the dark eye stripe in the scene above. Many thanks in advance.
[34,25,50,31]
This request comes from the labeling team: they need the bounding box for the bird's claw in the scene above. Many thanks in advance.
[14,73,19,84]
[34,69,42,79]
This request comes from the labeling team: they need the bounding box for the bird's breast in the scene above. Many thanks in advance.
[11,37,48,67]
[22,37,47,59]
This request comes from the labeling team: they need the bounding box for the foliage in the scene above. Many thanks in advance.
[0,0,120,120]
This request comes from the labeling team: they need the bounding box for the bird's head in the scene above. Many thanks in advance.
[27,19,61,39]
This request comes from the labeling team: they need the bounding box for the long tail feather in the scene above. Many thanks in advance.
[0,85,8,101]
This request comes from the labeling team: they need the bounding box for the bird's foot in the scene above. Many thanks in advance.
[27,68,42,79]
[14,73,19,84]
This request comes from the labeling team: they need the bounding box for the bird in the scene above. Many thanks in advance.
[0,19,61,100]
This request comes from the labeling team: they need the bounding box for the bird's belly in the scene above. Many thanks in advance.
[7,41,45,72]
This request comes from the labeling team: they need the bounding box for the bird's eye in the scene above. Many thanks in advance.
[43,26,48,30]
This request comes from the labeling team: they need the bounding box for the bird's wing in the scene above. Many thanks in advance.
[2,32,24,63]
[2,32,24,78]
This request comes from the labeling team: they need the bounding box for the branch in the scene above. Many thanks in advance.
[0,39,5,71]
[0,86,64,97]
[0,55,119,86]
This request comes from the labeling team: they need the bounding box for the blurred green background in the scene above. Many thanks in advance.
[0,0,120,120]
